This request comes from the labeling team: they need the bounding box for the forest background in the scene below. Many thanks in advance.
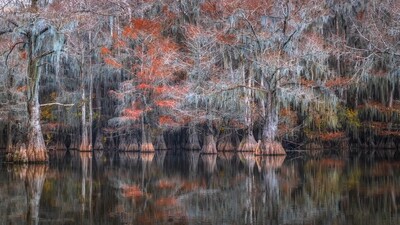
[0,0,399,162]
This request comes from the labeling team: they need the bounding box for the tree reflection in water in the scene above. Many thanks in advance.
[1,151,400,225]
[25,165,47,225]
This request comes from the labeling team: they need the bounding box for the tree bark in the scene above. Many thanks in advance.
[26,96,48,162]
[79,84,90,151]
[88,31,94,151]
[140,114,154,152]
[127,136,139,151]
[5,118,13,154]
[155,132,167,150]
[200,124,217,154]
[217,130,238,151]
[238,65,257,152]
[238,127,257,152]
[186,124,201,150]
[256,94,285,155]
[25,30,48,162]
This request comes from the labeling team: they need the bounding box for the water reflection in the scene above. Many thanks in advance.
[200,154,217,174]
[1,151,400,225]
[25,165,47,225]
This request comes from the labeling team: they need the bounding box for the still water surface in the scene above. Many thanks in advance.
[1,150,400,225]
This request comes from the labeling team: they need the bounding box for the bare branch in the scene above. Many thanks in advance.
[5,41,25,68]
[40,102,74,107]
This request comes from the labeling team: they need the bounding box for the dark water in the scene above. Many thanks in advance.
[1,150,400,225]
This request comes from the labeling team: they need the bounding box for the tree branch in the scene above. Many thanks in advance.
[40,102,74,107]
[5,41,25,68]
[33,50,55,62]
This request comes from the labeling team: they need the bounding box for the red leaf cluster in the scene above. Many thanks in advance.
[155,100,176,108]
[123,108,143,120]
[104,58,122,69]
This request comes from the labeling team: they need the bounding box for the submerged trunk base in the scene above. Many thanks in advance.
[255,140,286,156]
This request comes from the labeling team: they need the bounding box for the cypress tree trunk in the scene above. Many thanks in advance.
[155,132,167,150]
[26,93,48,162]
[200,124,217,154]
[79,84,90,151]
[186,124,201,150]
[25,36,47,162]
[217,131,237,152]
[140,114,154,152]
[256,94,285,155]
[5,118,13,156]
[238,65,257,152]
[238,127,257,152]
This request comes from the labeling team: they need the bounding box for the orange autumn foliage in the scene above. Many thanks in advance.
[123,108,143,120]
[158,116,176,125]
[154,86,168,94]
[137,83,152,90]
[104,57,122,69]
[17,85,27,92]
[100,46,111,55]
[19,51,27,59]
[155,100,176,108]
[128,18,162,37]
[325,77,351,88]
[319,131,345,141]
[217,33,237,45]
[300,78,315,87]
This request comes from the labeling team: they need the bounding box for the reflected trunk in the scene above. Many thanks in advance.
[238,152,256,172]
[79,152,92,220]
[25,165,47,225]
[201,154,217,174]
[186,151,200,175]
[155,150,167,167]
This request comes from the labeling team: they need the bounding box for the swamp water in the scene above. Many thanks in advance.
[0,150,399,225]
